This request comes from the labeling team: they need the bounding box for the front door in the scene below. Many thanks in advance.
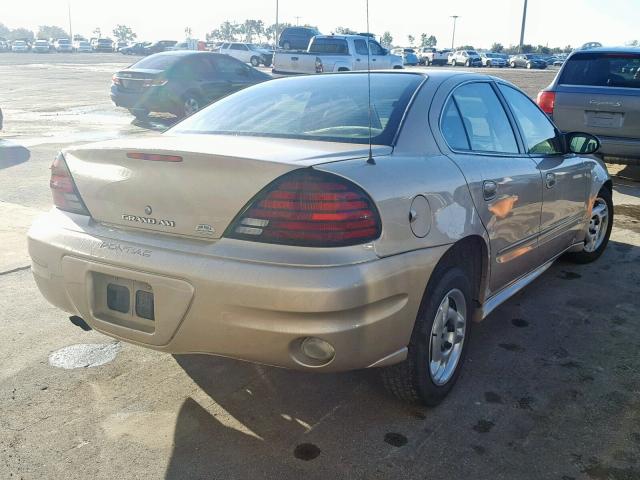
[439,81,543,294]
[369,40,391,69]
[498,84,589,261]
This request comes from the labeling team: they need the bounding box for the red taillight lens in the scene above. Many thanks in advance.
[225,170,381,247]
[112,74,121,85]
[536,90,556,115]
[50,153,90,215]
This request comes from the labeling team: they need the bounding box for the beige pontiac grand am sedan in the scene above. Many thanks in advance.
[29,71,613,406]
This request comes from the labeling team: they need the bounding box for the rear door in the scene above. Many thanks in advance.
[352,38,369,70]
[438,80,543,293]
[552,51,640,141]
[499,83,589,260]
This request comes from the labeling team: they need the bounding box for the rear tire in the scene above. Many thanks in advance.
[181,93,201,118]
[510,61,516,68]
[381,267,472,406]
[565,187,613,264]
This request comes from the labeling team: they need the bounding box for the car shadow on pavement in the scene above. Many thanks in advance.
[165,355,416,479]
[0,140,30,169]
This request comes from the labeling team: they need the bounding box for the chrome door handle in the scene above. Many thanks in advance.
[545,172,557,189]
[483,180,498,201]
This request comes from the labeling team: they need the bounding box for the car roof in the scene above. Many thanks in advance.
[572,46,640,54]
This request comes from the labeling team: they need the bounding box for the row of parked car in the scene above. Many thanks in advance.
[390,46,567,69]
[0,37,123,53]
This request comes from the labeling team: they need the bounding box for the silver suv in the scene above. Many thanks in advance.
[538,47,640,164]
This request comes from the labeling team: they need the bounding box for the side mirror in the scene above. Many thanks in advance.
[566,132,600,155]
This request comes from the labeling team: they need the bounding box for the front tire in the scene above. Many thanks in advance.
[250,56,260,67]
[566,188,613,264]
[382,267,472,406]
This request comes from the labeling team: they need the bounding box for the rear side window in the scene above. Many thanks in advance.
[559,52,640,88]
[309,38,348,54]
[498,85,562,155]
[450,83,519,154]
[441,100,470,150]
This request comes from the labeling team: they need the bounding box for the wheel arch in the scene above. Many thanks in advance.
[427,235,490,318]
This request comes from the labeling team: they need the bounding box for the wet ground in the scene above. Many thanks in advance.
[1,53,639,480]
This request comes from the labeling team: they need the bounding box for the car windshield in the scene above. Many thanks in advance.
[35,41,48,45]
[467,51,479,56]
[58,40,70,44]
[559,52,640,88]
[170,73,424,145]
[14,41,25,45]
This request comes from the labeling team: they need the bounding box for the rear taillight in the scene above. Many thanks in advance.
[537,90,556,115]
[50,153,90,215]
[225,170,381,247]
[111,74,121,85]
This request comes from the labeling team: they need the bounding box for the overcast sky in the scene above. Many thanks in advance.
[2,0,638,48]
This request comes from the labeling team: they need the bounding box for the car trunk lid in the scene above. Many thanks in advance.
[64,134,391,240]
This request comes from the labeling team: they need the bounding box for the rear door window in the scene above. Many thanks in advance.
[451,83,519,154]
[354,39,368,56]
[559,52,640,88]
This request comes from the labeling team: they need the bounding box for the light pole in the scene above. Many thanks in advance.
[68,1,73,41]
[275,0,279,48]
[450,15,459,50]
[519,0,528,53]
[294,16,302,26]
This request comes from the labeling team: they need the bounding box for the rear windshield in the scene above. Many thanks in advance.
[559,52,640,88]
[309,38,349,54]
[132,54,181,70]
[170,73,424,146]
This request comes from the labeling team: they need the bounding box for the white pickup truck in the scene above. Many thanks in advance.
[273,34,403,74]
[417,47,451,66]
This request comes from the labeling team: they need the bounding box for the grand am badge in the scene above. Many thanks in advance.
[122,214,176,227]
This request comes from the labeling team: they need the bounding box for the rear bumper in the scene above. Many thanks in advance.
[110,86,178,114]
[597,136,640,164]
[28,209,444,372]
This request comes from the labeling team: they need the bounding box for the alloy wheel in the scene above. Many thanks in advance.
[428,289,467,386]
[183,97,200,116]
[584,197,610,253]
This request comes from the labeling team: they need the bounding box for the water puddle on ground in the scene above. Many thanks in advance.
[48,343,121,369]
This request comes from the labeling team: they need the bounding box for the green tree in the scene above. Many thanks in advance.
[335,26,358,35]
[264,22,293,44]
[407,34,415,46]
[380,31,393,47]
[420,34,437,48]
[8,28,34,41]
[630,40,639,46]
[37,25,68,40]
[490,42,504,52]
[112,25,137,42]
[0,23,11,39]
[458,45,475,51]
